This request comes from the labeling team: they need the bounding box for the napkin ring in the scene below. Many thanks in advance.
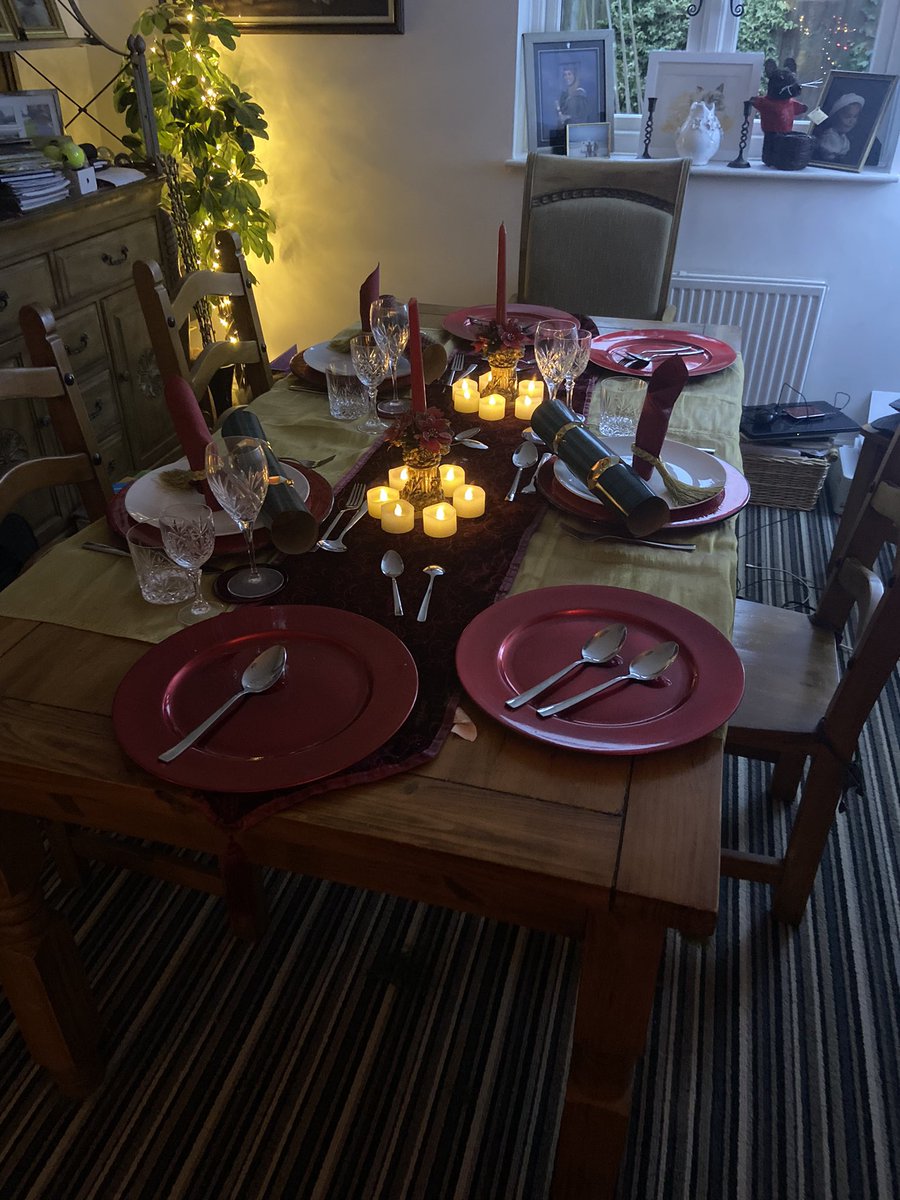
[587,456,622,487]
[552,422,584,454]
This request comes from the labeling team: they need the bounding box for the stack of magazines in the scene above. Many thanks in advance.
[0,142,69,217]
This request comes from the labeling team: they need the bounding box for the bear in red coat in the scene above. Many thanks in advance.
[751,58,810,168]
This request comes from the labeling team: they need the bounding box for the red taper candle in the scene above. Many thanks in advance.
[407,297,427,413]
[496,222,507,326]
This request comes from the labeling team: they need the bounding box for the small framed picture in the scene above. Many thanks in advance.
[0,89,64,138]
[7,0,66,38]
[566,121,611,158]
[809,71,898,172]
[523,30,617,155]
[0,5,18,42]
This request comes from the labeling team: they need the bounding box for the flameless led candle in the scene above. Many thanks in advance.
[422,501,457,538]
[381,499,414,534]
[388,464,410,490]
[366,484,399,518]
[452,377,480,413]
[452,484,485,519]
[515,391,541,421]
[478,369,493,394]
[439,463,465,498]
[517,378,545,401]
[479,392,506,422]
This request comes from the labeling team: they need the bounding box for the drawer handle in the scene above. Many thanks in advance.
[66,333,89,356]
[0,291,7,312]
[89,398,104,420]
[101,247,129,267]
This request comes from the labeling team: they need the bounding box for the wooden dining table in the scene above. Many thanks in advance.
[0,314,743,1199]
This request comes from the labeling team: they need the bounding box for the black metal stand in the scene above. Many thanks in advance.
[641,98,656,159]
[728,100,753,168]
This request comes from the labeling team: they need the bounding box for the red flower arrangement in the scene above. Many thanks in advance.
[388,406,453,457]
[470,317,527,356]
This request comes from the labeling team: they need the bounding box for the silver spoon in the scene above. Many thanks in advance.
[505,623,627,710]
[381,549,405,617]
[417,564,445,623]
[536,641,679,718]
[506,441,539,502]
[158,644,287,761]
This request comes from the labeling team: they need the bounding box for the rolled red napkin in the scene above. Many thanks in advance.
[360,264,380,332]
[164,376,218,507]
[630,355,690,481]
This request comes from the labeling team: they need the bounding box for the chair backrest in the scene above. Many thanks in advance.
[813,422,900,760]
[0,305,112,525]
[132,229,274,419]
[517,155,690,321]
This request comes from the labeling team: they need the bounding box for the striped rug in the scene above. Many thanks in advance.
[1,502,898,1200]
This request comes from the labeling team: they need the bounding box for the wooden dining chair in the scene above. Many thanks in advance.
[723,422,900,924]
[517,154,690,321]
[132,229,274,423]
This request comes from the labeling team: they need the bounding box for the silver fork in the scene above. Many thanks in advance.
[311,479,365,552]
[561,525,696,552]
[447,351,464,383]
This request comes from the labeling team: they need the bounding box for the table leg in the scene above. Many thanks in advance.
[551,909,665,1200]
[0,810,104,1097]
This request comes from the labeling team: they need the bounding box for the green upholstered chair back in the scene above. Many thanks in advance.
[517,155,690,321]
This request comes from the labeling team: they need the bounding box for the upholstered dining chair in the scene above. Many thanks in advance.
[723,422,900,924]
[133,229,273,424]
[517,154,690,321]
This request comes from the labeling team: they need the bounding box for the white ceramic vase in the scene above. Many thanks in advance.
[674,101,722,166]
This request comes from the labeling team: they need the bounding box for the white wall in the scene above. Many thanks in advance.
[59,1,900,420]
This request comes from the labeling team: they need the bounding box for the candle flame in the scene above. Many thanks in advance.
[436,508,446,522]
[393,503,403,516]
[463,487,474,501]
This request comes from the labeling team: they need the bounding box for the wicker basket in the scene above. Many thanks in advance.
[740,445,837,510]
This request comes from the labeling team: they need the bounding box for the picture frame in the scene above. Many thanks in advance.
[7,0,67,39]
[0,5,18,43]
[566,121,611,159]
[0,93,25,139]
[214,1,403,34]
[523,30,616,156]
[0,88,64,138]
[808,71,898,173]
[644,51,764,164]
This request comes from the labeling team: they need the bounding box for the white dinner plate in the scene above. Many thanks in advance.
[125,457,310,537]
[554,437,727,511]
[302,340,411,378]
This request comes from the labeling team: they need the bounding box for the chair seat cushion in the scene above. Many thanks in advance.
[728,597,840,742]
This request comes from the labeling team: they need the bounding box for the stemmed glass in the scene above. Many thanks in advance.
[350,333,390,434]
[205,436,284,600]
[370,297,409,415]
[534,319,579,404]
[158,502,222,626]
[564,329,594,406]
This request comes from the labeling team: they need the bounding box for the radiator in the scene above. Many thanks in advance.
[668,274,827,408]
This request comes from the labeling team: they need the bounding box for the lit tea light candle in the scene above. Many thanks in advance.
[517,378,545,401]
[422,501,457,538]
[478,369,493,393]
[439,463,466,498]
[452,377,480,413]
[381,499,414,534]
[388,464,410,490]
[452,484,485,519]
[479,392,506,422]
[366,484,399,518]
[515,391,541,421]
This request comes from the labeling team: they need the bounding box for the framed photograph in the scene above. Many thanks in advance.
[523,31,616,156]
[7,0,66,38]
[0,94,25,139]
[0,89,64,138]
[566,121,611,158]
[215,1,403,34]
[809,71,898,173]
[645,51,764,164]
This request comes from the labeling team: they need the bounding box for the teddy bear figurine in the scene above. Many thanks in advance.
[751,58,813,170]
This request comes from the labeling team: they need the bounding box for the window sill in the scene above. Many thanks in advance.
[505,153,898,183]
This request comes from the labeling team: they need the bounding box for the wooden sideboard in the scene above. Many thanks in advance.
[0,178,178,542]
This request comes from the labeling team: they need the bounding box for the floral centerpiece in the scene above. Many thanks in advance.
[388,406,454,509]
[470,317,526,403]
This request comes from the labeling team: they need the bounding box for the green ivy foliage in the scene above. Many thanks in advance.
[114,1,275,271]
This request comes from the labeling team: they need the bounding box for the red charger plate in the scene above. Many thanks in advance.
[590,330,737,378]
[113,606,419,792]
[443,303,578,343]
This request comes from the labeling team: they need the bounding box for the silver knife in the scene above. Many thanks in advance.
[458,439,489,451]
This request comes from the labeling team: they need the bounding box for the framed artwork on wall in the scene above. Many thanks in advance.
[809,71,898,173]
[523,30,616,156]
[215,1,404,34]
[6,0,66,39]
[644,51,764,164]
[0,6,18,42]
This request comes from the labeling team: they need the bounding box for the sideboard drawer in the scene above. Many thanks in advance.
[0,257,56,340]
[55,218,160,304]
[79,371,121,444]
[55,305,106,374]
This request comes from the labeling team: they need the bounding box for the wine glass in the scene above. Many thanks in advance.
[370,297,409,415]
[534,319,579,404]
[350,333,391,433]
[158,502,222,625]
[205,436,284,600]
[564,329,594,406]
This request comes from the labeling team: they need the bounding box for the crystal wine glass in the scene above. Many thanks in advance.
[534,319,579,404]
[158,502,222,625]
[205,436,284,600]
[350,332,391,434]
[370,297,409,415]
[564,329,594,406]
